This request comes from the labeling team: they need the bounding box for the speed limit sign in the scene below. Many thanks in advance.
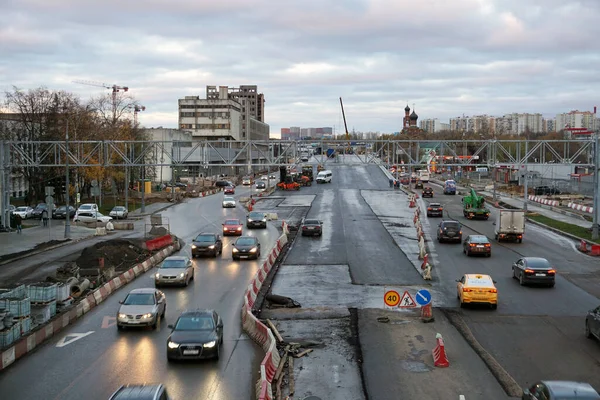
[384,289,400,309]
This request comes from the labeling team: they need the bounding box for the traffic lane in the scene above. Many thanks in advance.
[0,196,281,400]
[283,166,422,285]
[462,313,600,390]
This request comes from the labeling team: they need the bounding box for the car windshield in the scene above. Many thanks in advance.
[160,259,186,269]
[443,222,460,229]
[112,207,124,211]
[56,206,66,211]
[249,212,264,219]
[225,219,240,225]
[16,207,28,211]
[236,238,256,246]
[223,197,234,202]
[175,316,214,331]
[304,219,320,225]
[431,203,441,207]
[194,235,216,243]
[96,212,105,217]
[79,205,92,210]
[527,258,550,269]
[470,236,489,243]
[123,293,155,305]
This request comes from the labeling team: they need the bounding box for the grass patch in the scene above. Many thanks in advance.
[527,213,599,243]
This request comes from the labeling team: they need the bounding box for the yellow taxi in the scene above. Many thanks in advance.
[456,273,498,309]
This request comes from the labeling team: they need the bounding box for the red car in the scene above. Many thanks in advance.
[223,219,243,236]
[224,186,235,195]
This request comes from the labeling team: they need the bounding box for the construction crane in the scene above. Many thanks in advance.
[73,80,129,120]
[339,97,352,154]
[131,105,146,126]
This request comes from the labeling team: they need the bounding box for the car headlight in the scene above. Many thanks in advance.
[262,218,267,222]
[237,227,242,230]
[249,247,257,253]
[118,313,127,319]
[179,272,185,278]
[208,245,215,249]
[168,341,180,349]
[191,244,197,249]
[155,273,160,279]
[247,219,252,223]
[232,248,239,252]
[142,313,153,319]
[203,341,216,348]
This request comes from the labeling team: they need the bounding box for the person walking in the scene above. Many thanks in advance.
[389,178,393,188]
[15,213,22,234]
[42,211,48,227]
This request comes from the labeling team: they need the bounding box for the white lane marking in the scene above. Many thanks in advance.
[56,331,95,348]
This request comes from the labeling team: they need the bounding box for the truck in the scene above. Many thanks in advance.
[418,170,430,183]
[462,188,491,220]
[326,148,336,158]
[443,180,456,195]
[494,209,525,243]
[301,165,314,181]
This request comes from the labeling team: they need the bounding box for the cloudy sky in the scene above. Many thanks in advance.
[2,0,600,136]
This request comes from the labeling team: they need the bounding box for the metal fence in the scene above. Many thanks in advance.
[526,175,594,197]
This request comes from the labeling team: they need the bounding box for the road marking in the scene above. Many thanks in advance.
[101,316,116,328]
[459,396,465,400]
[56,331,94,348]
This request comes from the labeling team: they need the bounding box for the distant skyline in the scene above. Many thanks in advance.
[3,1,600,135]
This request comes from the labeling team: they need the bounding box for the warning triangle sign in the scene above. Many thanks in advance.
[399,291,417,308]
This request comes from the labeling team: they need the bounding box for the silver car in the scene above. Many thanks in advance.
[109,206,129,219]
[116,288,166,330]
[154,256,194,287]
[222,196,236,208]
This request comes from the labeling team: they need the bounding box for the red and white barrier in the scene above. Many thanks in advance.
[527,195,559,207]
[567,202,594,214]
[241,232,289,400]
[432,333,450,368]
[414,208,432,280]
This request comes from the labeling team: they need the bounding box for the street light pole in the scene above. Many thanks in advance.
[64,120,71,239]
[592,132,599,239]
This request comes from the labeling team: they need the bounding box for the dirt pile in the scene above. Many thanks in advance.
[75,239,151,272]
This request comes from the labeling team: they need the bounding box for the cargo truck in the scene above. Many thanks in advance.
[494,209,525,243]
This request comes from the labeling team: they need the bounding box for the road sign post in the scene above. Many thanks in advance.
[415,289,434,322]
[383,288,400,310]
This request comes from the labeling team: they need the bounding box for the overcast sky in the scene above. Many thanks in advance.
[2,0,600,136]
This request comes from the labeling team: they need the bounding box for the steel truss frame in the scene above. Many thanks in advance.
[0,139,595,168]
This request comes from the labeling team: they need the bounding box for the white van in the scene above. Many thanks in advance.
[316,170,332,184]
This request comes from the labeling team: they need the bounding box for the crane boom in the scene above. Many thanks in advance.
[339,97,350,141]
[73,80,129,93]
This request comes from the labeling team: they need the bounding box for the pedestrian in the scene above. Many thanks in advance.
[42,211,48,227]
[15,213,22,234]
[389,178,393,188]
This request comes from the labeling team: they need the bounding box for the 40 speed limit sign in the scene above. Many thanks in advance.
[384,288,401,309]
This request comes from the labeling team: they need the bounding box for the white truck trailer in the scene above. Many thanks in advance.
[494,209,525,243]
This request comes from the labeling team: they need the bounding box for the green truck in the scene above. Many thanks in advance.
[462,188,491,220]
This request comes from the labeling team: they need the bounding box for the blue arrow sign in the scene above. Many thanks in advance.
[415,289,432,306]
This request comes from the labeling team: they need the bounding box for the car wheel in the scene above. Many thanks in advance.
[491,304,497,310]
[487,253,491,257]
[215,344,220,360]
[213,251,218,258]
[548,282,555,288]
[162,307,166,319]
[585,321,593,339]
[463,247,466,254]
[184,277,189,287]
[459,301,465,308]
[152,315,160,330]
[117,324,124,331]
[519,273,525,286]
[512,267,516,279]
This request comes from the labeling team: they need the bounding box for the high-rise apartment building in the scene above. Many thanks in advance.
[279,127,332,140]
[420,118,450,133]
[556,110,598,131]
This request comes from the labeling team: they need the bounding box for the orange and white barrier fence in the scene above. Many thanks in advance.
[413,207,432,280]
[432,333,450,368]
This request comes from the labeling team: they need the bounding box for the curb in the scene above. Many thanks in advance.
[0,241,181,372]
[0,234,100,267]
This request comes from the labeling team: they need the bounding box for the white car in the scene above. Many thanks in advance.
[109,206,129,219]
[260,175,268,181]
[14,206,33,219]
[74,211,113,224]
[222,196,236,208]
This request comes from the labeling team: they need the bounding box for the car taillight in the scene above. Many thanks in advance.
[469,243,476,247]
[524,269,535,274]
[427,208,432,211]
[548,269,556,274]
[459,231,462,235]
[462,288,472,292]
[489,289,497,293]
[517,235,522,238]
[439,208,443,211]
[484,243,491,247]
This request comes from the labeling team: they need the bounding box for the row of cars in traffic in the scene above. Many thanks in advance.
[10,202,129,222]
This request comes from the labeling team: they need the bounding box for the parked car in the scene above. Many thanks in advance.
[586,305,600,341]
[224,186,235,195]
[109,206,129,219]
[232,236,261,260]
[522,381,600,399]
[116,288,166,330]
[109,383,172,400]
[533,186,561,196]
[191,233,223,257]
[301,219,323,236]
[222,196,236,208]
[456,273,498,309]
[166,309,224,361]
[256,181,266,190]
[422,187,434,198]
[74,211,112,224]
[246,211,267,229]
[14,206,33,219]
[222,219,243,236]
[75,203,99,220]
[154,256,194,287]
[437,220,462,243]
[463,235,492,257]
[52,205,76,219]
[426,203,443,217]
[512,257,556,287]
[31,203,48,219]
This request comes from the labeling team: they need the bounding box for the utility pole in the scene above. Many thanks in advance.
[523,141,528,212]
[0,141,6,230]
[141,143,146,213]
[64,120,71,239]
[492,139,497,201]
[593,132,599,239]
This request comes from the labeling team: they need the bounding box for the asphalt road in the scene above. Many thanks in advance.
[420,180,600,389]
[0,185,282,400]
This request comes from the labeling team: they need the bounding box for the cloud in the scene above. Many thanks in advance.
[2,0,600,135]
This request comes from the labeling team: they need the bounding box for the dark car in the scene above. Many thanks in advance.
[191,233,223,257]
[426,203,443,217]
[52,205,76,219]
[512,257,556,287]
[400,177,410,185]
[222,219,243,236]
[522,381,600,400]
[586,305,600,341]
[437,220,462,243]
[31,203,48,219]
[166,310,224,361]
[232,236,261,260]
[256,181,266,190]
[301,219,323,237]
[415,181,424,189]
[215,180,231,188]
[109,383,171,400]
[224,186,235,195]
[247,211,267,229]
[533,186,561,196]
[463,235,492,257]
[422,187,434,198]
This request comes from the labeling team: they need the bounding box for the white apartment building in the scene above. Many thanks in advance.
[449,115,493,134]
[556,110,598,132]
[420,118,450,133]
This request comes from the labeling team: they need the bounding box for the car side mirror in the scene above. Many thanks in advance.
[118,300,123,304]
[167,324,174,329]
[455,279,460,282]
[493,280,497,284]
[218,320,223,328]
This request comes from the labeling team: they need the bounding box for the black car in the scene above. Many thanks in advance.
[586,305,600,341]
[52,205,76,219]
[437,220,462,243]
[256,181,266,190]
[166,310,224,361]
[522,381,600,399]
[533,186,561,196]
[246,211,267,229]
[215,180,234,188]
[512,257,556,287]
[31,203,48,219]
[426,203,443,217]
[463,235,491,257]
[415,181,424,189]
[301,219,323,236]
[191,233,223,257]
[232,236,261,260]
[422,187,434,198]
